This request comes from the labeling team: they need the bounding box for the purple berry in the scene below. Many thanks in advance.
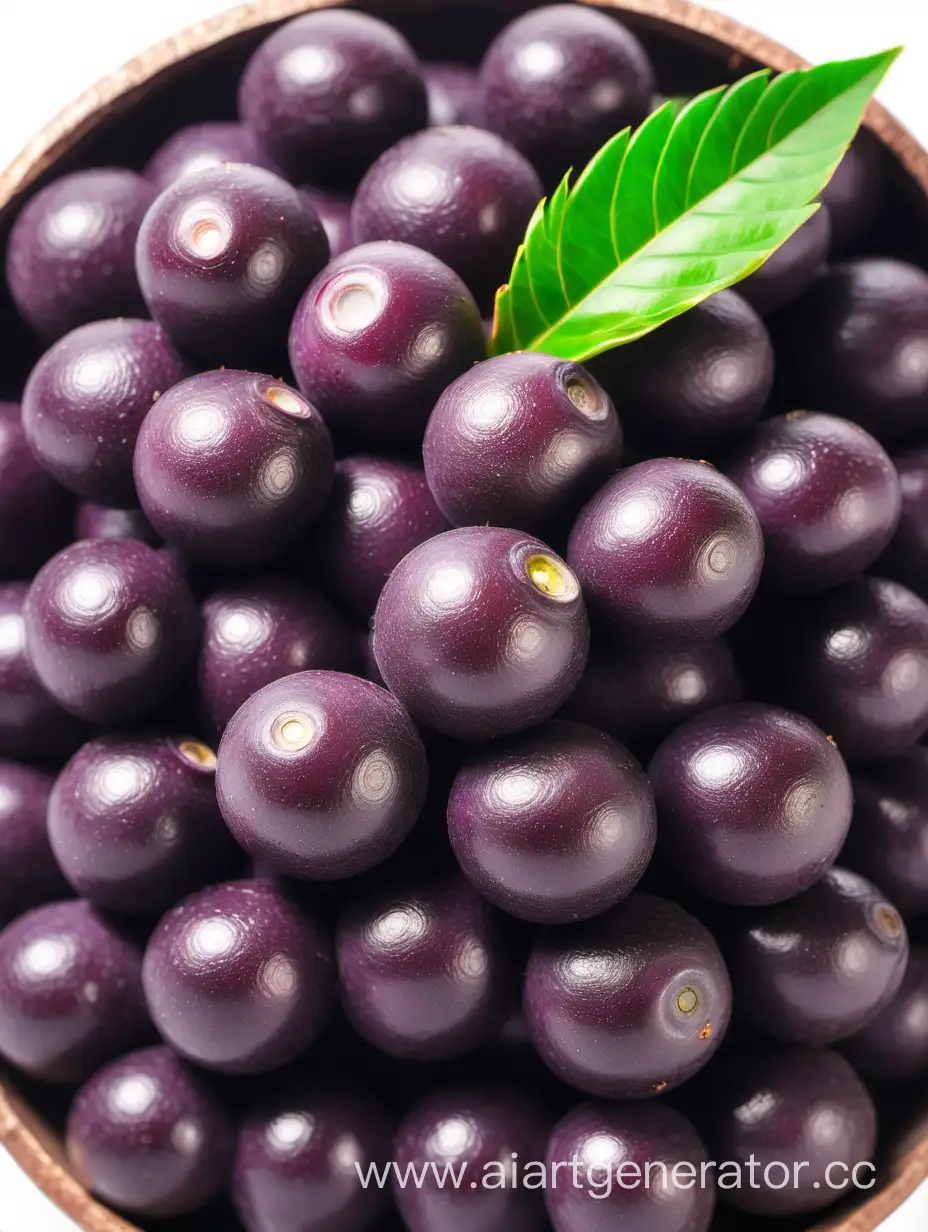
[0,899,150,1082]
[875,444,928,598]
[373,527,589,739]
[199,580,355,735]
[0,761,69,926]
[133,370,334,567]
[523,894,731,1098]
[738,206,831,315]
[336,874,510,1060]
[22,318,190,507]
[821,134,884,254]
[841,947,928,1080]
[650,703,853,906]
[67,1045,233,1217]
[423,353,623,532]
[568,459,763,648]
[6,169,154,341]
[289,241,485,448]
[216,671,426,880]
[729,866,909,1044]
[425,63,481,127]
[23,538,199,724]
[144,121,280,191]
[448,720,656,923]
[0,401,72,578]
[300,188,355,258]
[351,125,543,309]
[135,164,329,365]
[142,878,333,1074]
[238,10,428,188]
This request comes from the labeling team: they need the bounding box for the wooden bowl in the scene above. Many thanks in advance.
[1,1,927,1229]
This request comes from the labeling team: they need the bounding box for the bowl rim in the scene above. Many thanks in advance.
[2,2,928,1231]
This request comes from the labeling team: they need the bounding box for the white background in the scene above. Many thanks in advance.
[1,1,927,1230]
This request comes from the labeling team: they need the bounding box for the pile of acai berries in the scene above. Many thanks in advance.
[0,4,927,1231]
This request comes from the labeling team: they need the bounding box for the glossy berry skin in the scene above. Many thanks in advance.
[729,866,909,1044]
[238,9,428,188]
[144,121,280,191]
[217,671,426,881]
[841,747,928,916]
[0,761,69,926]
[133,369,334,567]
[6,169,154,341]
[0,900,149,1083]
[478,4,654,186]
[821,135,884,254]
[22,318,190,507]
[560,639,742,753]
[780,259,928,444]
[425,63,481,127]
[67,1045,234,1218]
[142,878,333,1075]
[336,874,510,1060]
[374,527,589,739]
[316,457,450,619]
[0,402,72,578]
[423,353,623,532]
[199,580,355,735]
[301,189,354,259]
[568,459,763,649]
[289,242,485,448]
[352,126,543,310]
[545,1102,715,1232]
[394,1087,548,1232]
[448,721,656,924]
[651,704,853,906]
[707,1046,876,1216]
[842,947,928,1080]
[876,445,928,598]
[135,164,329,365]
[590,291,773,450]
[738,205,831,316]
[727,411,901,593]
[23,538,199,724]
[74,503,159,545]
[48,734,239,916]
[234,1086,391,1232]
[524,894,731,1098]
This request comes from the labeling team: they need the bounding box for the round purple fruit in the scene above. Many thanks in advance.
[0,761,69,926]
[738,206,831,315]
[0,402,72,579]
[841,947,928,1081]
[144,121,281,190]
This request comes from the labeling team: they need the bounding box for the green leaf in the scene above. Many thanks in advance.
[489,48,900,362]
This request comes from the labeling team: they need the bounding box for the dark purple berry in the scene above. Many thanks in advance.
[234,1086,391,1232]
[144,121,280,191]
[74,502,159,545]
[590,291,773,450]
[423,353,623,532]
[821,134,884,254]
[726,411,901,592]
[0,761,69,926]
[135,164,329,365]
[729,866,909,1044]
[199,580,354,735]
[650,703,853,906]
[0,899,149,1082]
[6,169,154,341]
[524,894,731,1098]
[23,538,199,724]
[142,878,333,1075]
[425,63,481,127]
[238,9,428,188]
[394,1087,548,1232]
[841,747,928,916]
[48,734,239,916]
[560,639,742,752]
[707,1047,876,1215]
[448,720,655,923]
[545,1102,715,1232]
[738,205,831,316]
[0,401,72,578]
[133,370,334,567]
[841,947,928,1080]
[22,318,190,507]
[478,4,654,186]
[351,125,542,310]
[780,259,928,444]
[67,1045,233,1217]
[568,459,763,648]
[216,671,426,880]
[373,527,589,739]
[300,188,354,258]
[289,241,485,448]
[875,444,928,597]
[336,874,510,1060]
